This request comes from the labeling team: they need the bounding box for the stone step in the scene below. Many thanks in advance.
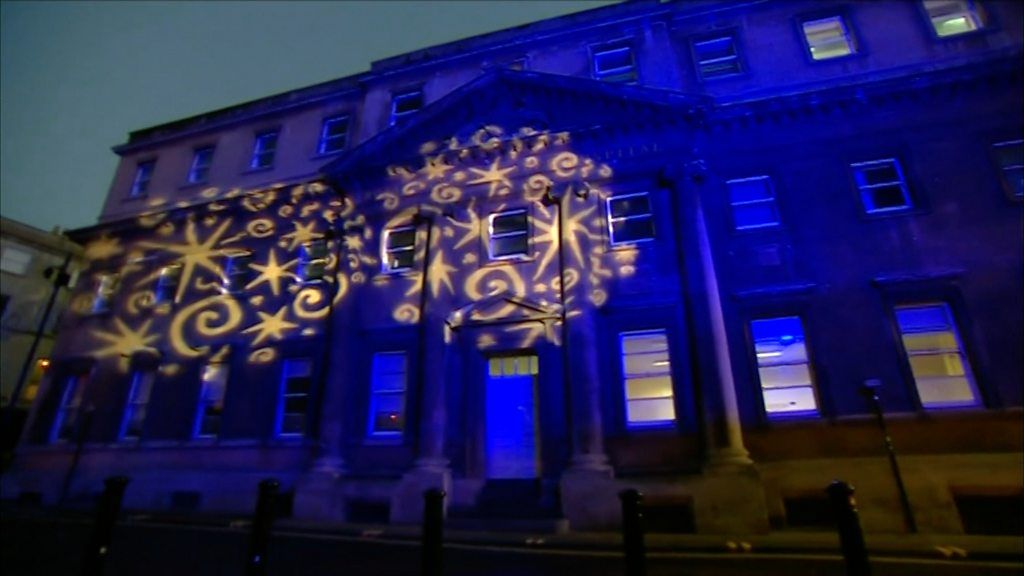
[445,516,570,535]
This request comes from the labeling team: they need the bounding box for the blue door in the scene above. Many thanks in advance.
[485,355,539,479]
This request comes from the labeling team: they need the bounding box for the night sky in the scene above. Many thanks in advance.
[0,0,616,233]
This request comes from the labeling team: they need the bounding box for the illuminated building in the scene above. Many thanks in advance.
[4,0,1022,535]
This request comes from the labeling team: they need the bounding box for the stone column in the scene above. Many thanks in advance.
[665,163,768,534]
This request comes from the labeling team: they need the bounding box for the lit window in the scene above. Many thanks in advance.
[728,176,780,229]
[188,146,215,184]
[194,363,229,438]
[120,370,156,440]
[92,273,120,313]
[277,358,313,436]
[51,373,88,443]
[154,263,182,305]
[222,251,252,293]
[368,352,407,438]
[851,159,913,213]
[0,244,32,275]
[692,34,742,80]
[802,15,856,60]
[993,140,1023,199]
[607,192,655,245]
[250,130,279,169]
[390,89,423,125]
[895,303,980,408]
[751,316,820,418]
[592,42,637,83]
[923,0,984,37]
[318,115,349,155]
[382,226,416,272]
[299,239,328,281]
[130,160,156,197]
[488,210,529,259]
[620,331,676,427]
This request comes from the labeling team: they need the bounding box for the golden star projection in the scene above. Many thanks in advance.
[138,218,234,303]
[421,154,455,180]
[281,220,320,251]
[246,249,297,297]
[83,235,124,262]
[91,318,159,370]
[467,158,516,197]
[242,305,299,346]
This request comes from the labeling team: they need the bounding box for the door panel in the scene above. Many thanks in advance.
[485,356,539,479]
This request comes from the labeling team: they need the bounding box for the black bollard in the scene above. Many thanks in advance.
[827,480,871,576]
[246,479,280,576]
[421,488,445,576]
[82,475,130,576]
[619,489,646,576]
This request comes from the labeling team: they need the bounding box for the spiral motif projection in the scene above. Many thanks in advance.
[70,181,340,368]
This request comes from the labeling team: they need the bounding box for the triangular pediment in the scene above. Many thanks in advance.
[321,69,706,184]
[447,291,562,329]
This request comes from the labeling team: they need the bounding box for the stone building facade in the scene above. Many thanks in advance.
[4,0,1022,535]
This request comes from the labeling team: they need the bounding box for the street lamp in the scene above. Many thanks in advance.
[860,379,917,533]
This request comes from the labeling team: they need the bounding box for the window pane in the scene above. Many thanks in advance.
[757,363,813,389]
[611,217,655,243]
[728,178,774,203]
[621,332,668,354]
[609,195,651,219]
[387,228,416,249]
[895,303,979,409]
[625,376,674,400]
[627,398,676,424]
[751,316,819,417]
[491,212,528,235]
[492,235,528,258]
[868,184,910,210]
[860,163,901,186]
[803,16,854,60]
[623,352,671,376]
[924,0,983,36]
[280,414,306,435]
[733,202,779,229]
[369,353,407,436]
[595,47,633,72]
[762,386,818,414]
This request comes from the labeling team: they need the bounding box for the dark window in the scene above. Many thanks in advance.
[851,158,912,213]
[488,210,529,259]
[318,115,349,155]
[993,140,1023,199]
[130,160,155,197]
[278,358,313,436]
[299,239,328,281]
[120,370,156,440]
[223,251,252,293]
[607,192,655,245]
[154,263,182,305]
[692,34,742,80]
[727,176,780,230]
[250,130,279,169]
[390,90,423,125]
[383,226,416,272]
[188,146,215,184]
[51,373,88,443]
[92,273,119,313]
[592,42,637,83]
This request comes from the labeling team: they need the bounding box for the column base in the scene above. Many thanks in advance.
[389,459,451,524]
[703,446,754,471]
[293,465,347,523]
[693,461,770,534]
[560,459,618,531]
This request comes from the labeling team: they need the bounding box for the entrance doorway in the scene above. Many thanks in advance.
[484,355,539,479]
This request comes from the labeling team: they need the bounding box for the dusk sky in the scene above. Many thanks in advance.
[0,0,616,233]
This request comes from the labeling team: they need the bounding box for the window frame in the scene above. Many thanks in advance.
[891,302,982,410]
[690,31,744,82]
[991,139,1023,201]
[92,272,120,314]
[299,238,328,282]
[727,175,782,231]
[222,250,253,294]
[0,244,33,276]
[154,262,183,305]
[590,40,638,84]
[187,146,215,184]
[275,357,314,437]
[619,329,677,429]
[317,114,350,155]
[366,351,408,439]
[487,208,530,261]
[919,0,987,39]
[129,159,156,198]
[747,314,822,421]
[119,368,156,441]
[797,13,858,62]
[50,372,89,444]
[249,129,279,170]
[390,88,424,126]
[381,225,417,273]
[193,362,229,439]
[606,191,656,246]
[850,158,914,215]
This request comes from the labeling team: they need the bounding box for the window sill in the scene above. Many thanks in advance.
[243,166,274,175]
[311,150,345,161]
[122,193,149,203]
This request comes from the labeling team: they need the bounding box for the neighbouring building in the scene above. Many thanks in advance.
[3,0,1022,535]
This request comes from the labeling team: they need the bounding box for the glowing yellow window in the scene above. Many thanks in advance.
[895,303,980,408]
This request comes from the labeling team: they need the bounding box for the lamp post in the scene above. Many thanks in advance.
[860,379,917,533]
